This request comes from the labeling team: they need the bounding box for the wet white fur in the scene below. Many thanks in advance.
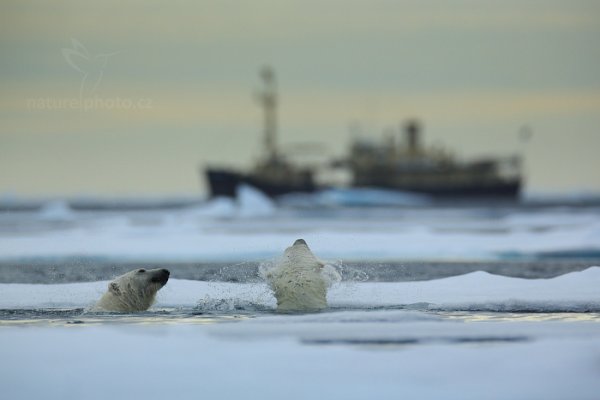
[261,240,341,312]
[92,269,168,312]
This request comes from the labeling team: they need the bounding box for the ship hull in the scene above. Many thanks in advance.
[205,168,520,200]
[352,181,521,199]
[205,168,318,198]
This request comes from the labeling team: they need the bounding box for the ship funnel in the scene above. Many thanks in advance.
[404,119,421,156]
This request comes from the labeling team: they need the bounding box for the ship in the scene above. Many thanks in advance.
[204,67,522,200]
[205,66,318,198]
[345,120,522,198]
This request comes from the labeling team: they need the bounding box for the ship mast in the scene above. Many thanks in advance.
[258,66,278,161]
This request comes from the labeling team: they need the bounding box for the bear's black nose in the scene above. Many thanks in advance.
[151,269,170,285]
[294,239,307,246]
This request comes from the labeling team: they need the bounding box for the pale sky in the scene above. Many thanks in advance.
[1,0,599,196]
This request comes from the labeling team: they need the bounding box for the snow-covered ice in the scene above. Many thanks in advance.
[1,266,599,312]
[1,322,599,400]
[2,199,600,399]
[2,267,600,385]
[1,200,599,261]
[1,268,599,400]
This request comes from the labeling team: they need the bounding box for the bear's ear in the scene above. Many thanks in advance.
[109,282,121,296]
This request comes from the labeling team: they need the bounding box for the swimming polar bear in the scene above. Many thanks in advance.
[92,268,170,312]
[261,239,341,312]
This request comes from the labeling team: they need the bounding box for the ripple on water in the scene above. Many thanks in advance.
[0,307,252,327]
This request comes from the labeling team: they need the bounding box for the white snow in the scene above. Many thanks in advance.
[1,268,600,399]
[37,200,75,222]
[2,201,600,261]
[235,184,276,218]
[2,199,600,399]
[0,216,599,261]
[1,315,600,400]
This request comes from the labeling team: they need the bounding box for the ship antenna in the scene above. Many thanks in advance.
[258,66,277,161]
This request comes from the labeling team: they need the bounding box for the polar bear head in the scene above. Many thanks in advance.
[282,239,324,272]
[94,268,170,312]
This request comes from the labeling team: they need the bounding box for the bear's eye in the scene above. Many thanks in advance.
[137,269,146,273]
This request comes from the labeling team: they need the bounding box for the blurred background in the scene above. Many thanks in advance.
[1,0,599,199]
[3,5,600,398]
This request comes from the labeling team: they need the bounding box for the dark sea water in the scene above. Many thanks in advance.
[0,258,597,284]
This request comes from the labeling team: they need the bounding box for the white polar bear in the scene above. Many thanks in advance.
[261,239,341,312]
[92,268,170,312]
